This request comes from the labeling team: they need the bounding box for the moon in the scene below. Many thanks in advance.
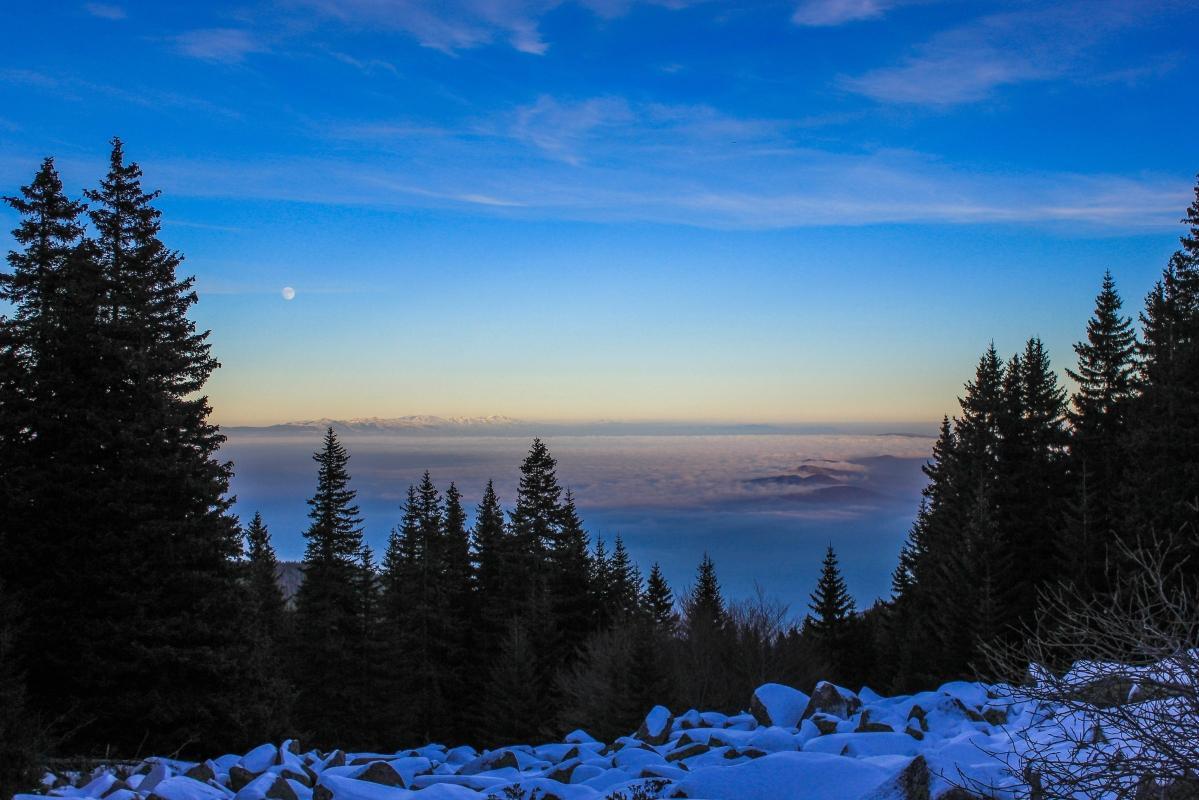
[281,286,296,301]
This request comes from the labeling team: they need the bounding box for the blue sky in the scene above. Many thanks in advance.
[1,0,1196,424]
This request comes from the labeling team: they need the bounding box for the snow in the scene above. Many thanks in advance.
[36,659,1196,800]
[752,683,811,728]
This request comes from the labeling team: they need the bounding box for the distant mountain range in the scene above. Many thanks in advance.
[227,416,940,438]
[229,415,522,435]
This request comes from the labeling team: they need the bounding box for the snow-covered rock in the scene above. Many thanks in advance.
[751,683,811,728]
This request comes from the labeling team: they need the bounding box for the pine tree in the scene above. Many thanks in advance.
[244,512,286,631]
[293,427,368,747]
[1000,338,1069,634]
[0,159,103,729]
[643,563,678,636]
[808,545,855,641]
[440,482,474,740]
[609,535,644,620]
[1063,272,1138,596]
[591,536,615,629]
[1124,180,1199,567]
[472,480,509,660]
[508,438,563,613]
[686,553,726,632]
[677,553,730,709]
[546,488,594,670]
[5,147,261,753]
[240,512,293,738]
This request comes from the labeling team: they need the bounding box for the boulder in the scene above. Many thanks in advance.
[750,684,810,729]
[229,767,258,792]
[183,763,215,783]
[808,713,841,736]
[354,763,405,789]
[635,705,673,745]
[861,755,930,800]
[456,749,519,776]
[666,743,710,763]
[265,777,298,800]
[855,711,894,733]
[241,745,278,775]
[801,682,861,721]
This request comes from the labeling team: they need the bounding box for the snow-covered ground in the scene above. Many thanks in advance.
[19,674,1180,800]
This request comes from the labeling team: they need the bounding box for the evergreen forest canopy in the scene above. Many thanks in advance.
[1,143,1198,783]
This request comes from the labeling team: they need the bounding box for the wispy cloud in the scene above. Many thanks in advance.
[290,0,557,55]
[52,94,1186,231]
[286,0,695,55]
[792,0,896,26]
[840,0,1176,106]
[83,2,126,20]
[173,28,267,62]
[0,68,242,119]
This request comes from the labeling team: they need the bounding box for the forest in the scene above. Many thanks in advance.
[1,142,1197,795]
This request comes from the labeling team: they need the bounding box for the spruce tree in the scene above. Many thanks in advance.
[808,545,855,641]
[1064,272,1138,595]
[4,147,262,753]
[508,438,562,614]
[1124,180,1199,566]
[609,535,644,620]
[643,562,678,636]
[678,553,729,709]
[546,488,594,670]
[472,480,509,660]
[244,512,286,631]
[687,552,726,632]
[293,427,369,747]
[1,159,100,712]
[440,482,474,740]
[241,512,292,738]
[1005,338,1068,632]
[591,536,615,629]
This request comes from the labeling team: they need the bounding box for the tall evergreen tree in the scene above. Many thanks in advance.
[609,535,644,620]
[439,481,474,741]
[293,427,369,747]
[472,480,509,659]
[4,146,262,753]
[546,488,594,669]
[1063,272,1138,595]
[677,553,730,709]
[1124,180,1199,563]
[508,439,563,614]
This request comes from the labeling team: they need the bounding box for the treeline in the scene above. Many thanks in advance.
[884,187,1199,689]
[250,429,867,748]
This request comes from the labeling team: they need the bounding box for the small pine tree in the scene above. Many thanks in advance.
[244,512,286,630]
[686,553,726,632]
[808,545,855,638]
[610,535,644,620]
[643,563,678,636]
[808,545,857,685]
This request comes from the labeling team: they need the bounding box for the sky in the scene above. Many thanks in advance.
[1,0,1197,428]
